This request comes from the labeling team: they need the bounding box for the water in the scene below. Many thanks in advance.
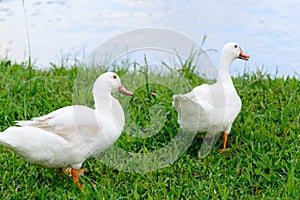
[0,0,300,77]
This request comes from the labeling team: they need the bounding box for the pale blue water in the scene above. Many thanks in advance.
[0,0,300,77]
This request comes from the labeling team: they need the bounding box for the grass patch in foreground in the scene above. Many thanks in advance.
[0,60,299,199]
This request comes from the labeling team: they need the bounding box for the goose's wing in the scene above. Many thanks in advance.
[16,105,102,139]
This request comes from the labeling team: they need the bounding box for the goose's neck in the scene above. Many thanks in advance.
[217,55,234,85]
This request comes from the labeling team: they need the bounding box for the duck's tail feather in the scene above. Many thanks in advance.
[172,94,205,116]
[15,120,36,126]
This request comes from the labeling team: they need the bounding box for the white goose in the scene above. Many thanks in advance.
[0,72,133,187]
[173,42,249,152]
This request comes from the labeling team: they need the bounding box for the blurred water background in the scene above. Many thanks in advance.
[0,0,300,77]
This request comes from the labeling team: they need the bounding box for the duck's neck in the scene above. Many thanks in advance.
[217,55,234,85]
[94,92,113,113]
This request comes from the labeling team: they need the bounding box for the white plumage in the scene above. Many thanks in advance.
[0,72,133,186]
[173,42,249,152]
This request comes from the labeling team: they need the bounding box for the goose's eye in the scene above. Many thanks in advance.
[113,75,117,79]
[234,45,238,48]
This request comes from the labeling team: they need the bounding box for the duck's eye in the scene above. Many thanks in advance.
[113,75,117,79]
[234,44,238,48]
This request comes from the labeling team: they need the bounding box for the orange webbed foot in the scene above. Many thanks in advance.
[218,149,226,153]
[71,168,85,189]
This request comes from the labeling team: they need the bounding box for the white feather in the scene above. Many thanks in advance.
[0,72,132,169]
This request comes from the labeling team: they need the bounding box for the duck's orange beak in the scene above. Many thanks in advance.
[239,50,250,60]
[119,85,134,96]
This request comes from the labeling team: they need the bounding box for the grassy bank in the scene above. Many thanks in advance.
[0,60,299,199]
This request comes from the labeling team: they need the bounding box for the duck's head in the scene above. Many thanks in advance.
[222,42,250,62]
[93,72,133,96]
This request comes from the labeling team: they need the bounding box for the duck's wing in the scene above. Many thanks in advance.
[16,105,101,139]
[173,83,214,119]
[173,94,212,114]
[186,84,213,103]
[173,94,214,133]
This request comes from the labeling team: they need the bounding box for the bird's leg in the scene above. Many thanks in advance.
[65,167,72,175]
[71,168,85,189]
[58,167,70,178]
[218,132,228,153]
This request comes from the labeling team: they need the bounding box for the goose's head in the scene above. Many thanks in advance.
[222,42,250,62]
[93,72,133,96]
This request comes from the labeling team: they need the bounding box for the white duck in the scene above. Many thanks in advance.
[0,72,133,187]
[173,42,249,152]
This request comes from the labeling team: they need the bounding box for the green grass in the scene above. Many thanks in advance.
[0,59,299,199]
